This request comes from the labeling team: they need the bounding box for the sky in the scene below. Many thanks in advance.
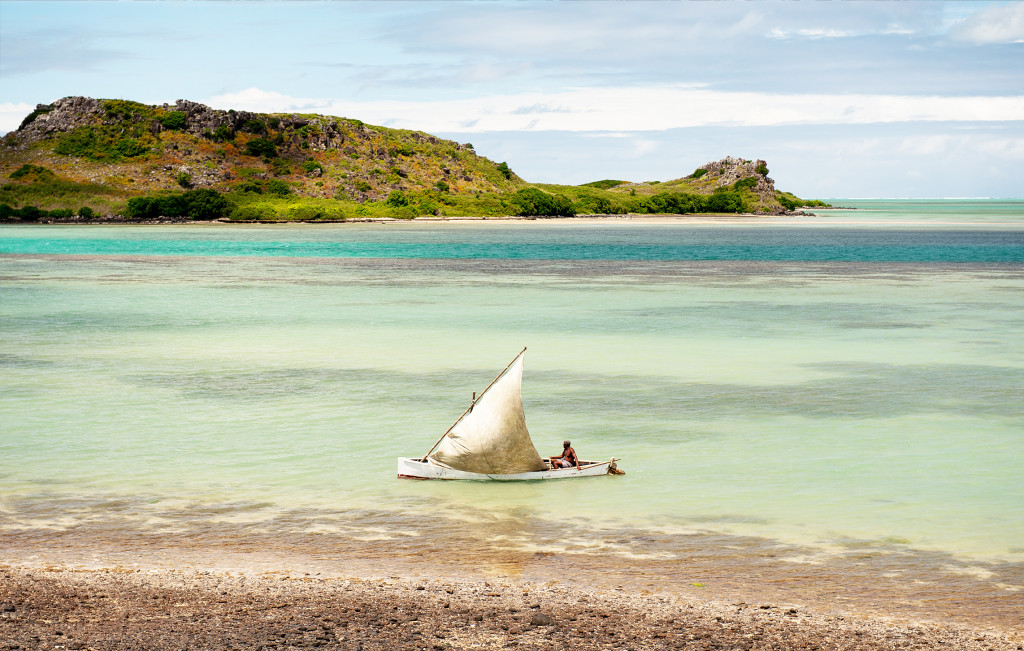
[1,0,1023,199]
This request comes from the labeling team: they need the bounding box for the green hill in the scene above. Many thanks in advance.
[0,97,826,222]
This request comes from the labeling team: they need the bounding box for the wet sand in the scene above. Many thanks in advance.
[2,564,1021,650]
[2,521,1023,649]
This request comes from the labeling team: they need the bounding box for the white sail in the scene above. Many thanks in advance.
[427,351,547,474]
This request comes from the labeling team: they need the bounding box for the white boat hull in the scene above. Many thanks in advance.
[397,456,621,481]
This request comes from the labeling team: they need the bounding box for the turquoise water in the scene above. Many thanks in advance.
[818,199,1024,225]
[2,217,1022,262]
[1,204,1022,600]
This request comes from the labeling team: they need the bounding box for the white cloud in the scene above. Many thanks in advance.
[204,86,1024,134]
[0,102,35,133]
[629,138,661,158]
[882,25,915,36]
[205,88,318,113]
[770,27,852,40]
[974,136,1024,159]
[950,2,1024,44]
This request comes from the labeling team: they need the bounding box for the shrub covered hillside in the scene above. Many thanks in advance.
[0,97,526,220]
[561,157,829,215]
[0,97,826,221]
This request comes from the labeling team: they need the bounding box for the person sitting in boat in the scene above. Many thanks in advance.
[550,440,580,470]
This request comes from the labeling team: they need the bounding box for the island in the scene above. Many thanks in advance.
[0,97,828,223]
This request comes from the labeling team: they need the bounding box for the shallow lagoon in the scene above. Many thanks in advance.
[1,205,1022,625]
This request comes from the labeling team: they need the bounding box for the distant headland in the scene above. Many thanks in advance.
[1,97,828,223]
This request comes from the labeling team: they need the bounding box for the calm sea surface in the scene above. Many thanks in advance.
[2,200,1022,623]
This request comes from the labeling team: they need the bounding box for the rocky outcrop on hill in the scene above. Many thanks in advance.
[699,156,778,205]
[162,100,453,155]
[612,156,796,215]
[698,156,769,185]
[13,97,459,156]
[695,157,789,214]
[2,96,511,202]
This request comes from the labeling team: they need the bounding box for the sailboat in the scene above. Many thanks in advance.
[397,348,623,480]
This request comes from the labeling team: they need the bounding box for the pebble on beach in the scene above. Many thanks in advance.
[1,566,1020,650]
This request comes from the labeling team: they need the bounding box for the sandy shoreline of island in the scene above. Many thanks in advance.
[1,564,1020,650]
[2,210,820,227]
[408,212,814,224]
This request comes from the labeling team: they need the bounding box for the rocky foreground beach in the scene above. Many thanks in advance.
[2,565,1020,650]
